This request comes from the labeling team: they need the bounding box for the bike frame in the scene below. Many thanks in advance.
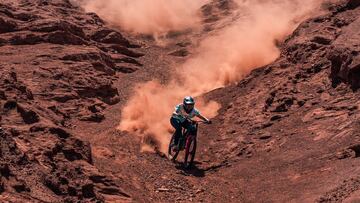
[168,119,207,166]
[184,122,198,153]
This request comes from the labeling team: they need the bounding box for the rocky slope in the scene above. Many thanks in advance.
[0,0,143,202]
[0,0,359,202]
[74,0,360,202]
[201,0,360,202]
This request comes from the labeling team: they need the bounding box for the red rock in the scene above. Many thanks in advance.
[0,17,17,33]
[16,104,39,124]
[91,28,130,46]
[46,31,87,45]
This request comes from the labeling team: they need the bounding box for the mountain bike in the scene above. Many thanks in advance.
[168,119,208,168]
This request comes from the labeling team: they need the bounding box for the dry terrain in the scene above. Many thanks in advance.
[0,0,359,202]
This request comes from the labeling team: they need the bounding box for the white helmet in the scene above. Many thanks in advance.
[183,96,195,105]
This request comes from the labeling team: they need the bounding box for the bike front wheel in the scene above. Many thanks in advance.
[168,134,179,162]
[184,135,197,169]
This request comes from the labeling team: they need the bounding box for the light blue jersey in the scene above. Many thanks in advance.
[172,104,200,123]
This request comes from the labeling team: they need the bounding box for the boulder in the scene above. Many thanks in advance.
[91,28,130,46]
[46,31,87,45]
[0,17,17,33]
[16,104,40,124]
[329,48,360,89]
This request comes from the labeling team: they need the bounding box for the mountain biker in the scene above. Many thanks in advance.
[170,96,211,149]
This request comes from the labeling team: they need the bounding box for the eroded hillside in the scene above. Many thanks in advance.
[0,0,142,202]
[0,0,359,202]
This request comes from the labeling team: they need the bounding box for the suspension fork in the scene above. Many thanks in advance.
[185,123,198,153]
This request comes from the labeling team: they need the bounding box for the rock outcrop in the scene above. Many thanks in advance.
[0,0,138,202]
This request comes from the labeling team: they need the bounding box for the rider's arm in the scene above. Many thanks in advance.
[194,109,211,123]
[197,114,210,122]
[172,104,185,120]
[172,104,181,116]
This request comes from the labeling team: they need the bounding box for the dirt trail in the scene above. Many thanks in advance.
[70,22,216,203]
[71,0,359,202]
[75,0,360,202]
[70,1,248,202]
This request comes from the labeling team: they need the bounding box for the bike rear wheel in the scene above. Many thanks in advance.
[168,134,179,162]
[184,135,197,169]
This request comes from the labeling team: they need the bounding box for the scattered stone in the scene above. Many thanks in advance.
[62,148,83,161]
[100,32,129,45]
[52,93,78,103]
[89,175,106,183]
[259,133,272,140]
[261,122,273,129]
[104,45,144,58]
[196,188,204,194]
[4,100,17,110]
[12,182,30,193]
[169,48,189,57]
[49,127,71,139]
[311,36,332,45]
[111,55,142,66]
[67,186,77,196]
[9,128,19,136]
[75,84,119,105]
[157,187,170,192]
[335,149,354,159]
[91,28,130,46]
[99,186,130,197]
[0,17,17,33]
[176,42,191,47]
[227,129,236,134]
[348,144,360,157]
[17,104,40,124]
[91,62,115,75]
[82,184,96,198]
[29,124,47,132]
[88,104,103,113]
[270,115,282,121]
[0,164,11,178]
[79,113,105,123]
[43,176,64,195]
[114,65,138,73]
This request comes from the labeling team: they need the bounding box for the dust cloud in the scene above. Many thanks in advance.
[180,0,323,93]
[83,0,322,153]
[119,80,220,153]
[80,0,207,37]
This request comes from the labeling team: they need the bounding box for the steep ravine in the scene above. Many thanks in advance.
[0,0,359,202]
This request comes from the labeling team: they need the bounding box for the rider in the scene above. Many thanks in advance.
[170,96,211,149]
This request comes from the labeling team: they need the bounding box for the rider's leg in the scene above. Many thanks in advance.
[170,117,182,145]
